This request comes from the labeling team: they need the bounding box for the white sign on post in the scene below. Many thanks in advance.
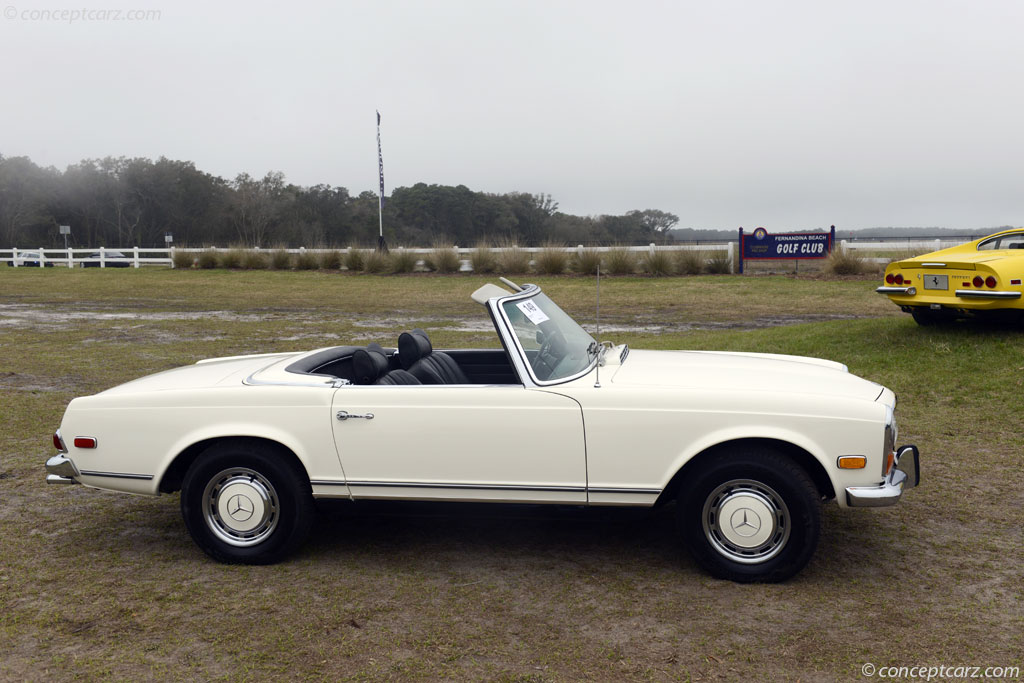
[59,225,70,235]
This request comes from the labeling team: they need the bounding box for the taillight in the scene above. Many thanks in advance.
[973,275,984,287]
[885,273,895,284]
[894,274,904,285]
[53,430,66,451]
[985,275,997,288]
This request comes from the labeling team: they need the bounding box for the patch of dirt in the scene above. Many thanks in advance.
[0,304,266,331]
[0,372,67,392]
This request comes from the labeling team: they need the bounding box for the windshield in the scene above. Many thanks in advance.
[501,291,597,383]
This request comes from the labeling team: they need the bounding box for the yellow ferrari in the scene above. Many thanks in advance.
[877,229,1024,325]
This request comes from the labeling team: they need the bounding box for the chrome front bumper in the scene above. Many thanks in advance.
[845,445,920,507]
[46,454,81,485]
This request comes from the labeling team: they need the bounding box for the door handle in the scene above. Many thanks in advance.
[336,410,374,421]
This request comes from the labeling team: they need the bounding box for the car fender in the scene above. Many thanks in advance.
[658,422,836,492]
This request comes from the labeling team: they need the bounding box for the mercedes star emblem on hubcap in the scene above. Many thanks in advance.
[226,493,255,522]
[729,507,762,537]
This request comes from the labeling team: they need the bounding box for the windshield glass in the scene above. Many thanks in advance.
[501,291,596,382]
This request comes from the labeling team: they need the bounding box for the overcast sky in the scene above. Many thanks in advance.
[2,0,1022,231]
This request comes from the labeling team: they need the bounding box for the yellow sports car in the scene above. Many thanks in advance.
[877,229,1024,325]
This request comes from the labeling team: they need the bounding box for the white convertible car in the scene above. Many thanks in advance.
[46,280,920,582]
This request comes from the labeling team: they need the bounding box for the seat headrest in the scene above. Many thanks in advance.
[352,343,390,384]
[397,329,432,370]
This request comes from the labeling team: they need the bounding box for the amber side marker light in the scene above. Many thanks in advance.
[74,437,98,449]
[837,456,867,469]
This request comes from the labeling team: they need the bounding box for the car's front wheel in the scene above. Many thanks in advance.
[181,440,314,564]
[678,446,821,583]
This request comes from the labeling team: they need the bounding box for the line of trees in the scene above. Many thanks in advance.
[0,154,680,248]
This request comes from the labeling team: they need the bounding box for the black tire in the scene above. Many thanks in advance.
[678,446,820,583]
[181,439,314,564]
[910,308,937,326]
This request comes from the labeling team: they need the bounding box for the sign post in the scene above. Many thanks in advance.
[59,225,70,250]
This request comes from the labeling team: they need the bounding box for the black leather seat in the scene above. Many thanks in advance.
[398,329,470,384]
[352,343,421,386]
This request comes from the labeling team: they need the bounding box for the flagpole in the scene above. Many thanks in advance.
[376,110,388,253]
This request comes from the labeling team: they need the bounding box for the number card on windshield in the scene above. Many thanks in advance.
[516,300,550,325]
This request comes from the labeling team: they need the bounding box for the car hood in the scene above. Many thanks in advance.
[99,352,300,395]
[611,349,883,401]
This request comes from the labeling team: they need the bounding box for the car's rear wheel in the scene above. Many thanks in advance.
[678,446,820,583]
[181,440,314,564]
[910,308,939,326]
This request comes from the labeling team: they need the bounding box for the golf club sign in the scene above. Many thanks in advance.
[738,225,835,273]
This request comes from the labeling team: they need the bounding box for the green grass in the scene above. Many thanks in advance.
[1,268,1021,681]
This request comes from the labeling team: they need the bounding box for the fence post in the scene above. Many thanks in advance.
[100,246,106,268]
[170,246,175,269]
[934,238,941,252]
[727,241,735,274]
[67,246,74,268]
[133,246,140,268]
[39,247,47,267]
[11,248,17,268]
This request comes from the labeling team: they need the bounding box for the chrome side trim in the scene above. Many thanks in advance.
[317,480,661,496]
[587,486,661,495]
[954,290,1021,299]
[876,286,915,294]
[79,470,154,481]
[344,480,587,493]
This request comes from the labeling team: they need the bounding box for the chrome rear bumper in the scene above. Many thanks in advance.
[46,455,81,485]
[845,445,920,507]
[954,290,1021,299]
[876,286,917,295]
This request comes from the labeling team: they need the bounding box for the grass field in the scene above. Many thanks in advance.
[1,269,1022,681]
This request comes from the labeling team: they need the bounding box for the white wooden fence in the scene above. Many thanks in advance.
[0,238,978,272]
[837,238,970,264]
[1,243,739,271]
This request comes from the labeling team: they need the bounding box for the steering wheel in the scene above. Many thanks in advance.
[534,329,567,380]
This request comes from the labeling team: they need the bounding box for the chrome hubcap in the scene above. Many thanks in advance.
[703,479,790,564]
[203,468,279,547]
